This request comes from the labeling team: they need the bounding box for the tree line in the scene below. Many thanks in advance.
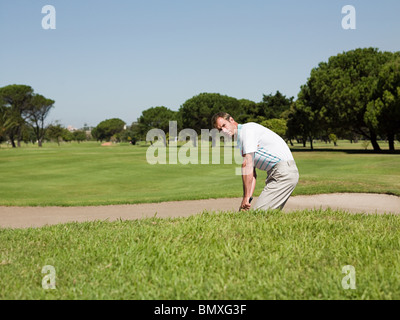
[132,47,400,152]
[2,47,399,151]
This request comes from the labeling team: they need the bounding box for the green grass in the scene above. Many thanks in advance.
[0,141,399,206]
[1,209,400,299]
[1,141,399,300]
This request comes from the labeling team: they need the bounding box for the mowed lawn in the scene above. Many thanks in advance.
[0,141,399,206]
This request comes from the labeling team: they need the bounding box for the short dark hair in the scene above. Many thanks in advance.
[211,112,232,128]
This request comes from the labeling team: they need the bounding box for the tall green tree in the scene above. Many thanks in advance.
[300,48,394,151]
[365,54,400,151]
[0,85,34,147]
[0,85,54,147]
[287,86,321,150]
[25,94,55,147]
[179,93,242,133]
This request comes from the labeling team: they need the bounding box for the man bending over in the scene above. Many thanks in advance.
[211,112,299,211]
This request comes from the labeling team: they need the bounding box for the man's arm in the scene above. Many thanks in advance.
[250,167,257,198]
[240,153,256,211]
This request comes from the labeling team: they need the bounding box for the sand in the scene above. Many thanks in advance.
[1,193,399,229]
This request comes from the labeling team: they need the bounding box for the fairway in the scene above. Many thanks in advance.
[0,141,399,207]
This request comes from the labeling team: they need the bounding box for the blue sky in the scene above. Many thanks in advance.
[1,0,400,128]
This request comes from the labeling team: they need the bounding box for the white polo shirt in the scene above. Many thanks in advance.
[236,122,294,172]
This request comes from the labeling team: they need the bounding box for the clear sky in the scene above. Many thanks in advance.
[1,0,400,128]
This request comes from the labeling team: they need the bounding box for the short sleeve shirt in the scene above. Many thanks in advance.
[237,122,294,172]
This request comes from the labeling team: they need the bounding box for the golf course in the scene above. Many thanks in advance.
[1,141,400,299]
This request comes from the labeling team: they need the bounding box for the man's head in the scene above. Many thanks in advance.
[211,112,238,137]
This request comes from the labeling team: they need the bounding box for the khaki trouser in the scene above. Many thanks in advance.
[254,160,299,210]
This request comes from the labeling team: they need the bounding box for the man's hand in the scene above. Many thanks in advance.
[239,197,253,212]
[240,153,255,212]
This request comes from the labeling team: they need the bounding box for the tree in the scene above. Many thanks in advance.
[0,85,34,147]
[259,91,294,119]
[73,130,87,143]
[118,122,140,144]
[328,133,338,146]
[92,118,126,142]
[46,123,64,145]
[286,92,321,150]
[126,122,141,143]
[62,128,73,142]
[235,99,258,123]
[0,104,6,143]
[0,85,54,147]
[137,106,178,139]
[299,48,395,151]
[260,118,288,140]
[179,93,242,134]
[365,54,400,151]
[25,94,55,147]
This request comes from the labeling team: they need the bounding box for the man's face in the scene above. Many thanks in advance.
[215,117,237,137]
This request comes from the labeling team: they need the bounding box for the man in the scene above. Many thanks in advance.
[211,112,299,211]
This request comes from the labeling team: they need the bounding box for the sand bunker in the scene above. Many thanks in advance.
[0,193,399,229]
